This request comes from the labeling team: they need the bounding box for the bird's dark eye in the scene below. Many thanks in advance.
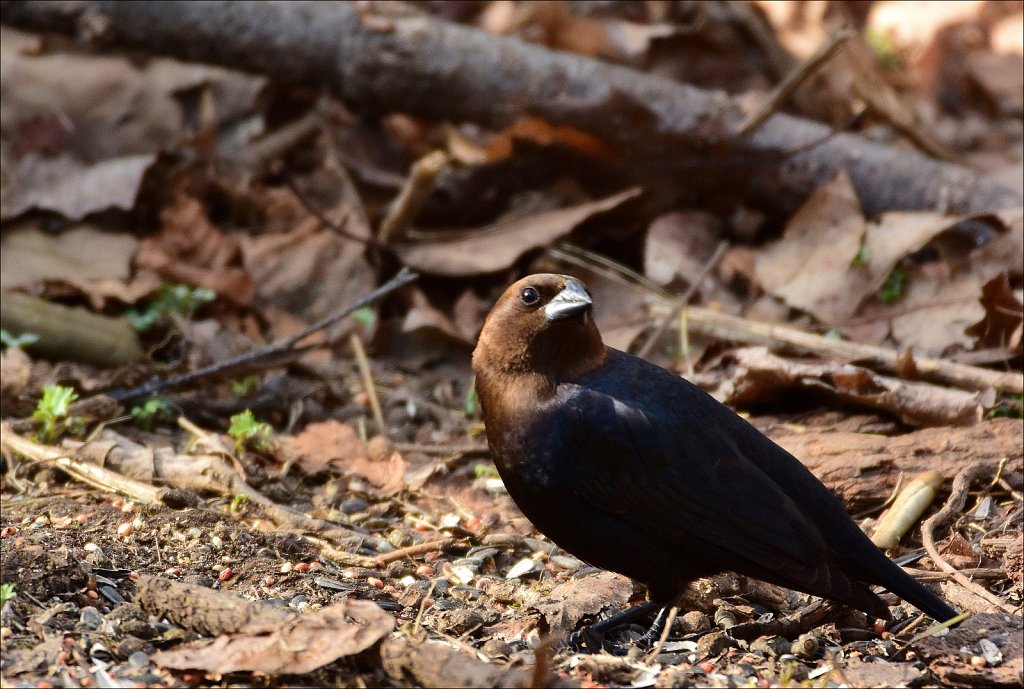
[519,286,540,306]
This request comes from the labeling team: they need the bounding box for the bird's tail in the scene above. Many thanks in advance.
[847,549,959,622]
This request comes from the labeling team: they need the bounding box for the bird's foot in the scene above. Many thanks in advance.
[562,627,630,655]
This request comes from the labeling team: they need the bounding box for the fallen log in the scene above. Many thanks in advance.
[1,0,1019,217]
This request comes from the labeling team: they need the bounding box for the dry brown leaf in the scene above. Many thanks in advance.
[281,420,407,493]
[0,153,157,221]
[754,171,868,323]
[644,211,721,287]
[136,193,254,305]
[394,187,641,276]
[401,287,475,347]
[152,599,394,675]
[965,272,1024,350]
[485,116,617,163]
[280,420,368,475]
[719,347,991,427]
[0,222,136,290]
[532,571,633,636]
[239,217,375,336]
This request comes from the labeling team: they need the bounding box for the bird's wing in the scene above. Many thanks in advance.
[557,386,834,590]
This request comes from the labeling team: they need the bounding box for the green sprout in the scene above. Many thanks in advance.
[823,328,845,341]
[986,394,1024,420]
[865,28,902,71]
[229,375,260,397]
[228,410,273,454]
[351,306,377,330]
[33,384,79,443]
[878,267,907,304]
[0,583,15,607]
[131,399,173,431]
[228,493,249,514]
[126,284,216,332]
[849,242,870,268]
[473,463,500,480]
[0,328,39,349]
[464,382,479,418]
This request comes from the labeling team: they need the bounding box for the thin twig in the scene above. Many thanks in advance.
[106,268,418,403]
[921,463,1019,615]
[740,27,856,135]
[1,424,163,504]
[378,150,449,244]
[374,537,455,568]
[645,605,679,662]
[636,241,727,358]
[350,333,387,436]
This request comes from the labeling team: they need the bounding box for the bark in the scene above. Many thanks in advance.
[1,0,1020,217]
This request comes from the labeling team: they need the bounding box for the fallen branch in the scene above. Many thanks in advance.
[104,267,417,403]
[920,463,1019,615]
[674,305,1024,395]
[1,1,1018,217]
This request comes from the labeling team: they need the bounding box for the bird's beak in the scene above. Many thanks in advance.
[545,280,592,322]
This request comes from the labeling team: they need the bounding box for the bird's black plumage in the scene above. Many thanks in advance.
[473,274,957,639]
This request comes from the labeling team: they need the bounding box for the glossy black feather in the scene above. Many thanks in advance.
[475,275,957,624]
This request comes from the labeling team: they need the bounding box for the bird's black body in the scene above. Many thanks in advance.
[474,274,957,635]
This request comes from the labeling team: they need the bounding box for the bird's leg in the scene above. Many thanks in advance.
[635,604,677,648]
[564,600,662,653]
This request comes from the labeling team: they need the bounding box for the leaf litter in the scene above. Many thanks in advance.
[1,2,1022,688]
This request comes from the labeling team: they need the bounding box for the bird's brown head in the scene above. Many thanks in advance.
[473,274,606,386]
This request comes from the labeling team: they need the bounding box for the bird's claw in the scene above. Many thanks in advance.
[562,628,630,655]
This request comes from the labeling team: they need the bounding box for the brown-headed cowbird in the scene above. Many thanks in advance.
[473,274,957,647]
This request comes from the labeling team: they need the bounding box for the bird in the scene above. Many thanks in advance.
[472,273,958,649]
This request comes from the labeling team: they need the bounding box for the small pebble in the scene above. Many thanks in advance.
[0,627,13,640]
[280,562,293,574]
[970,656,987,668]
[131,517,144,530]
[265,576,276,586]
[0,527,16,537]
[85,590,99,601]
[210,536,223,548]
[211,564,224,573]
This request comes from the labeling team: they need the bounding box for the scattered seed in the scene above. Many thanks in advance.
[0,627,12,640]
[211,564,224,573]
[413,522,432,532]
[265,576,276,586]
[163,567,182,577]
[121,501,135,513]
[131,517,144,530]
[128,571,140,581]
[279,562,293,574]
[970,655,987,668]
[309,561,323,571]
[464,516,481,531]
[85,590,99,601]
[218,567,233,582]
[416,565,434,576]
[210,536,223,548]
[367,577,384,589]
[343,569,358,579]
[382,584,398,595]
[1,527,16,537]
[186,527,202,539]
[294,562,310,573]
[83,542,100,552]
[117,522,134,539]
[400,575,416,587]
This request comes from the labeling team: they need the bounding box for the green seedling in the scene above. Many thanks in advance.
[878,267,907,304]
[228,493,249,514]
[228,410,273,454]
[865,27,902,71]
[351,306,377,330]
[33,384,79,443]
[823,328,845,341]
[473,463,500,480]
[849,243,870,268]
[0,328,39,349]
[0,583,15,607]
[986,394,1024,420]
[131,399,173,431]
[126,283,216,332]
[229,376,260,397]
[464,381,479,418]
